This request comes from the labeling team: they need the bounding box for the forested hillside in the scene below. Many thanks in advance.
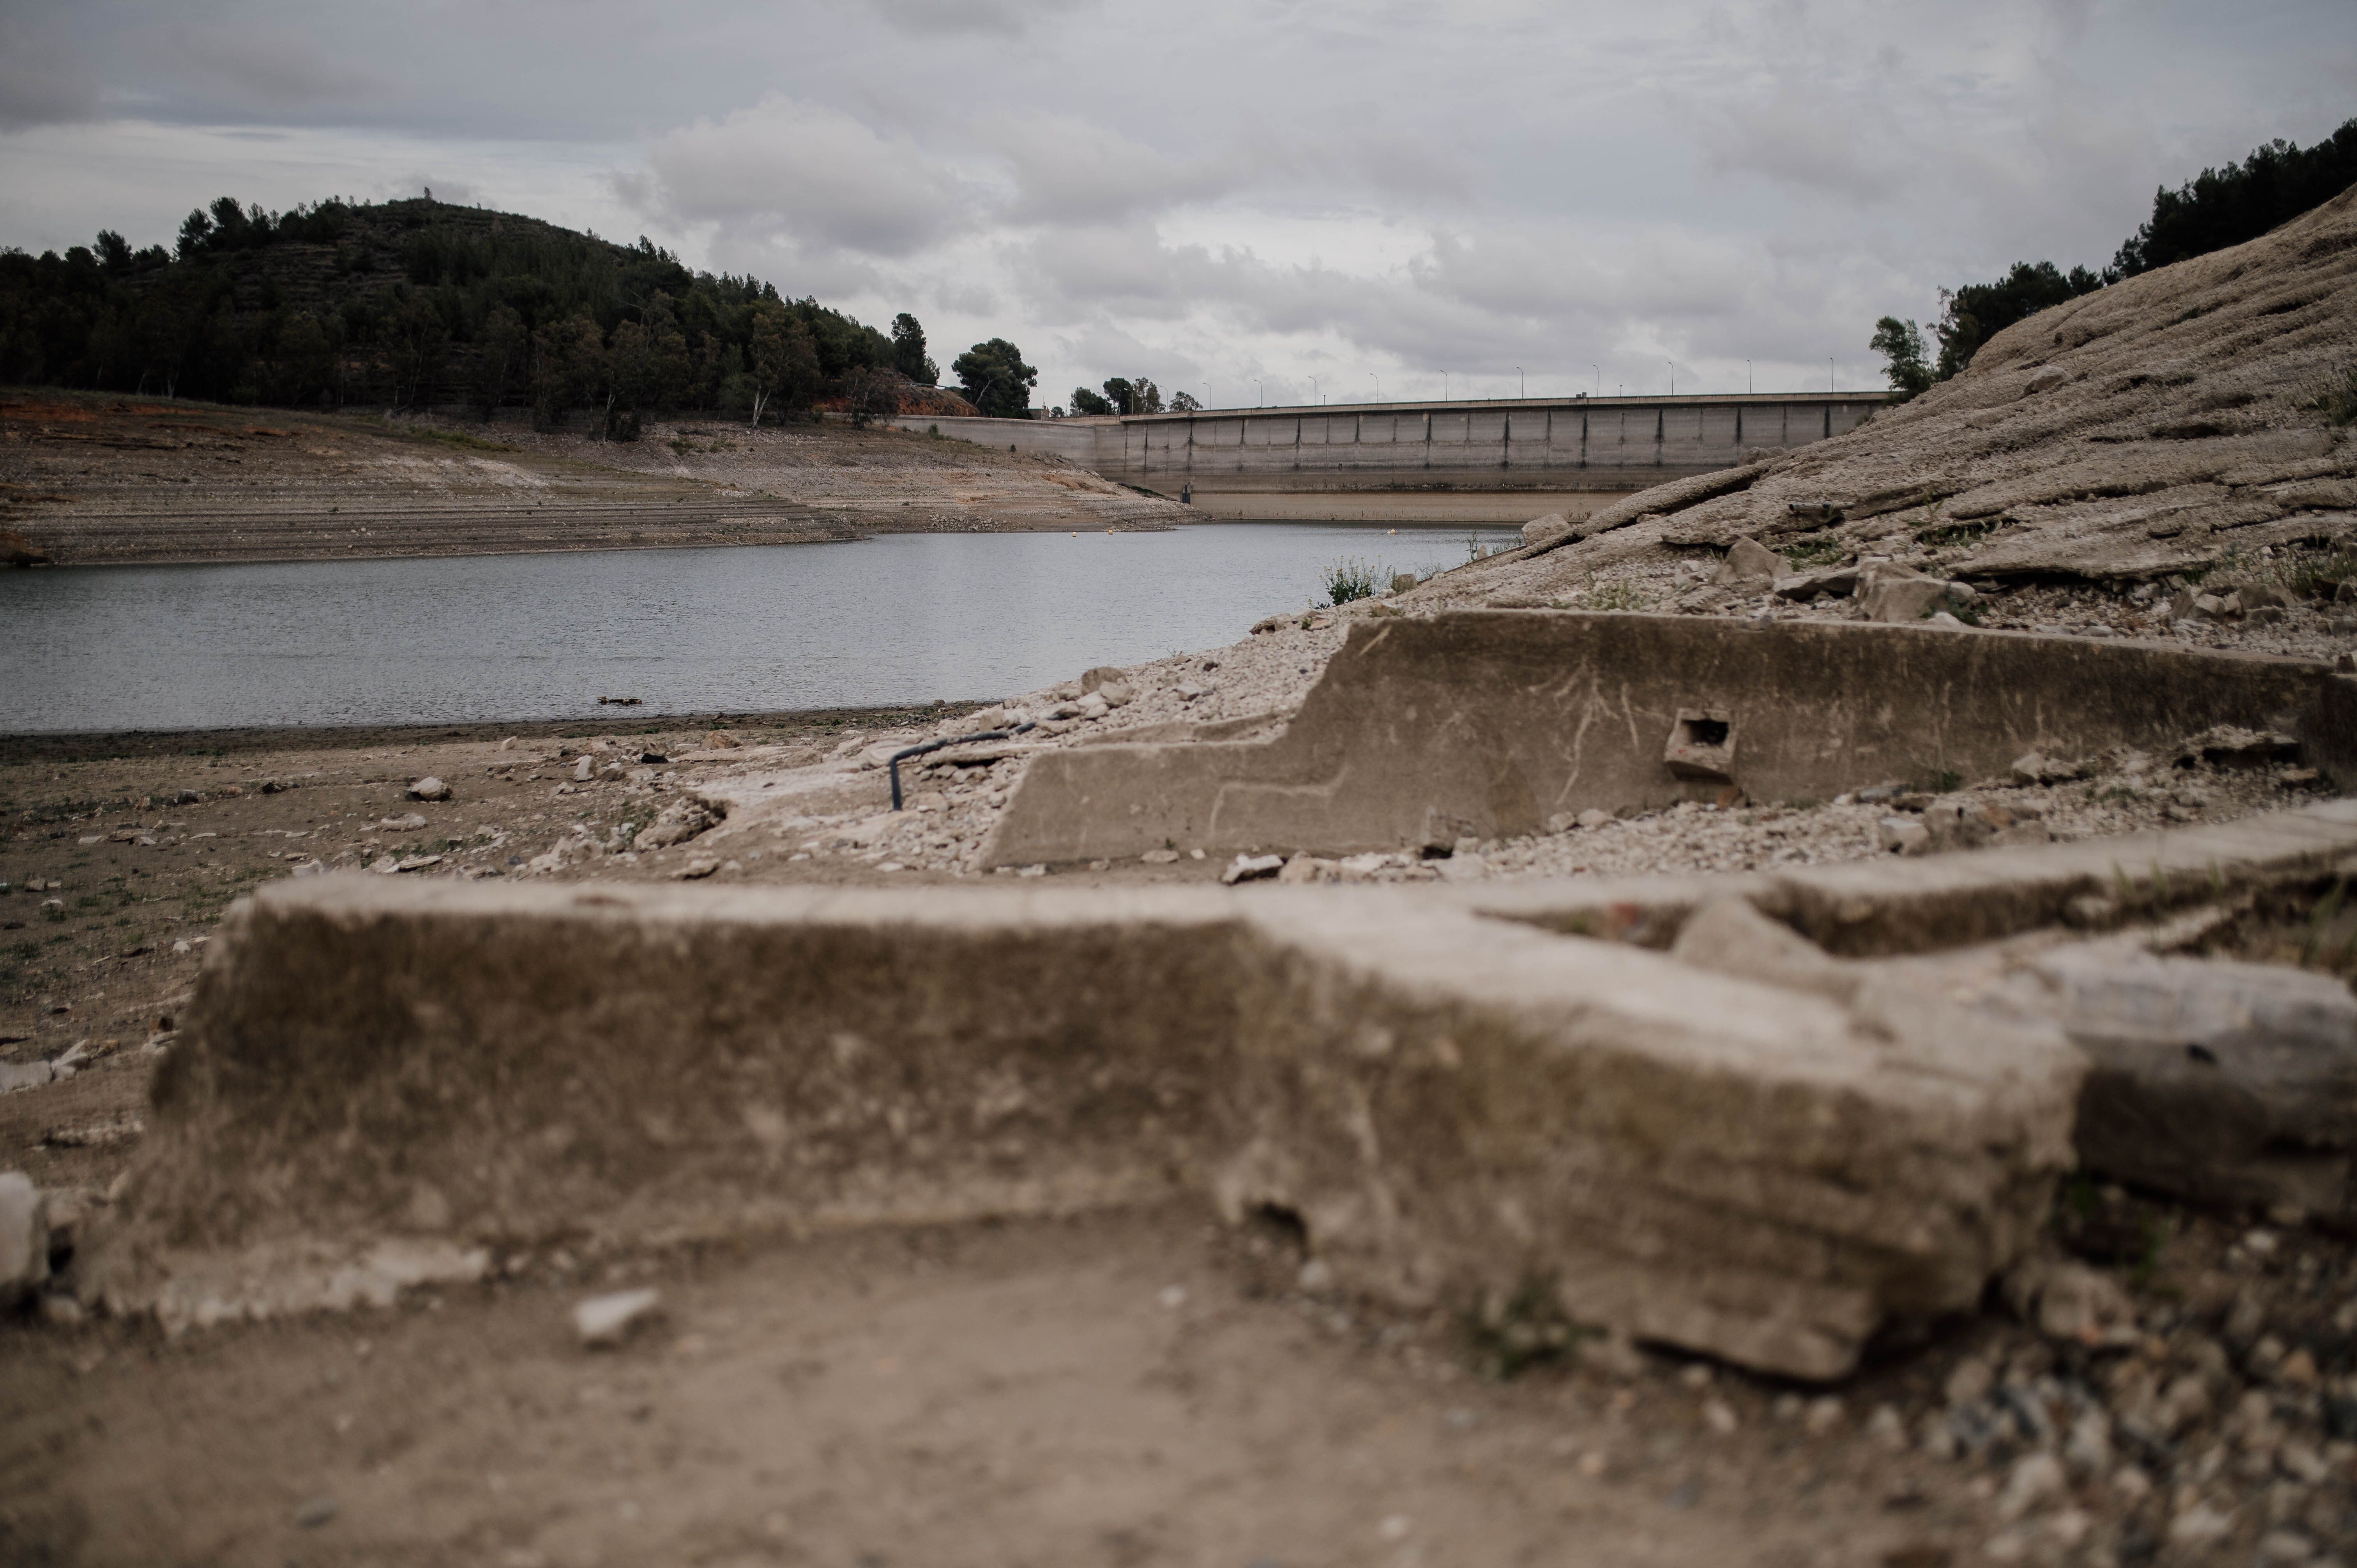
[0,196,957,434]
[1872,116,2357,394]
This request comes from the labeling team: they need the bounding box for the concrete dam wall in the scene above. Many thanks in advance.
[888,392,1892,523]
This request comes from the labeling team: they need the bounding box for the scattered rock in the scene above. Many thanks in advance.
[1877,816,1930,855]
[2003,1257,2137,1345]
[1772,567,1858,602]
[676,856,721,880]
[2009,751,2088,786]
[1078,666,1127,694]
[2168,1506,2235,1547]
[1715,536,1783,584]
[572,756,594,782]
[405,777,451,802]
[705,730,741,749]
[293,1496,338,1529]
[1859,566,1975,625]
[635,796,723,850]
[1221,853,1284,885]
[575,1287,662,1347]
[1995,1451,2067,1523]
[1141,848,1180,864]
[1391,572,1419,593]
[1669,898,1859,1004]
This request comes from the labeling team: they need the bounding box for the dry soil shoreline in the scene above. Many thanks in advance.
[0,388,1186,569]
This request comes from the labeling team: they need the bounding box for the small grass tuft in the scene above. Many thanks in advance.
[1781,534,1848,568]
[2309,365,2357,427]
[1584,578,1652,612]
[1461,1273,1590,1380]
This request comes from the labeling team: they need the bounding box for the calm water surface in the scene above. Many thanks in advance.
[0,523,1517,734]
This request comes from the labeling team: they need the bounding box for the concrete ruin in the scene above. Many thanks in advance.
[81,793,2357,1380]
[982,611,2355,869]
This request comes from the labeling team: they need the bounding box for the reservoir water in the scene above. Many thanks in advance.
[0,522,1520,735]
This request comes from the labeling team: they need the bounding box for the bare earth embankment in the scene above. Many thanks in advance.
[0,391,1181,566]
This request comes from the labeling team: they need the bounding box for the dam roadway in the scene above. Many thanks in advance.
[889,390,1892,524]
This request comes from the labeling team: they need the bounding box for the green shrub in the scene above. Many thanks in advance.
[1782,534,1847,568]
[1322,556,1383,605]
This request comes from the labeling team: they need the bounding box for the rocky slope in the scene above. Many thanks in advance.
[1436,181,2357,615]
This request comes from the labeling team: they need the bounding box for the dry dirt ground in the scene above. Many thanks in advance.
[0,390,1180,566]
[6,710,2357,1566]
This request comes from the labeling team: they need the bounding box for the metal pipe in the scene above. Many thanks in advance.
[891,722,1037,810]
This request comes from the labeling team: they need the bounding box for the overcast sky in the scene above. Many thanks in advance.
[2,0,2350,407]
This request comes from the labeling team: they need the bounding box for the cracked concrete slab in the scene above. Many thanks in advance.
[86,874,2082,1379]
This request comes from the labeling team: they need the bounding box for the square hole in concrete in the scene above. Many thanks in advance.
[1664,710,1737,784]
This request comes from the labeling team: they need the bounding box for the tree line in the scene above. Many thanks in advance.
[1871,116,2357,396]
[0,194,952,437]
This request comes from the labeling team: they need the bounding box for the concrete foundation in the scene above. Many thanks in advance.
[94,874,2085,1379]
[982,613,2355,868]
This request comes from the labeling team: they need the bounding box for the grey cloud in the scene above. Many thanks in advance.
[984,113,1249,226]
[1699,85,1913,206]
[627,96,977,259]
[0,15,100,130]
[857,0,1092,37]
[162,23,387,111]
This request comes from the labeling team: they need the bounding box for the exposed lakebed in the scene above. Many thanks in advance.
[0,522,1518,734]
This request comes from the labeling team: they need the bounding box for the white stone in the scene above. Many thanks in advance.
[2169,1506,2235,1547]
[406,777,451,802]
[1877,817,1930,855]
[1221,853,1284,885]
[1996,1451,2066,1522]
[575,1287,662,1347]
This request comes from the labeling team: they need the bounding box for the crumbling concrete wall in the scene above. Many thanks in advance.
[90,876,2084,1380]
[983,611,2352,867]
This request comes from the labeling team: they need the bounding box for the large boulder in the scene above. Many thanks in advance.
[2001,949,2357,1215]
[1859,565,1976,624]
[1714,536,1784,585]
